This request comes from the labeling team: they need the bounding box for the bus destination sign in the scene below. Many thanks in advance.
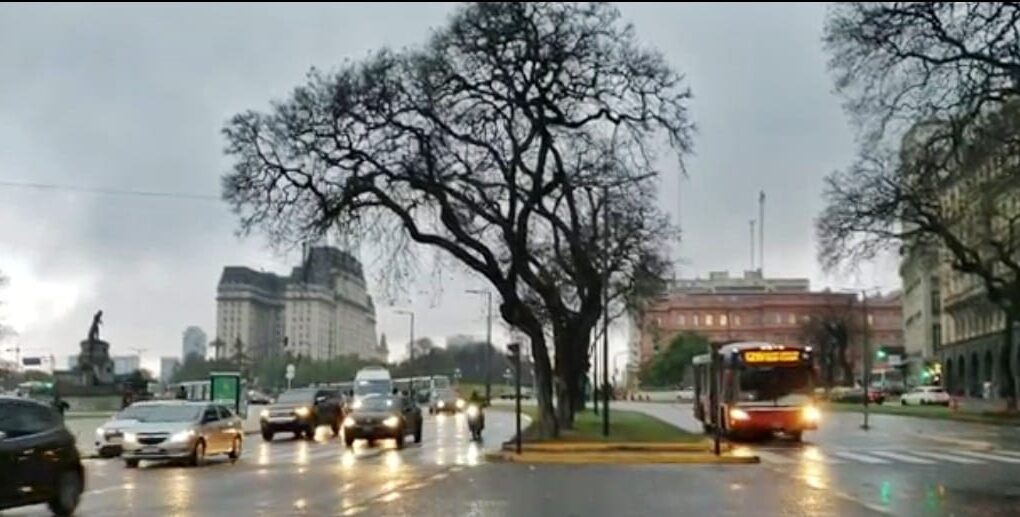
[742,350,801,364]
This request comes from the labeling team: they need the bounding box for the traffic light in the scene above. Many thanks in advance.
[876,348,887,360]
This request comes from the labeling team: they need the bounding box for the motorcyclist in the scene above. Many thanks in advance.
[466,390,485,439]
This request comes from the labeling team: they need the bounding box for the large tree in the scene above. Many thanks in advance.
[799,299,862,390]
[222,2,691,436]
[819,2,1020,407]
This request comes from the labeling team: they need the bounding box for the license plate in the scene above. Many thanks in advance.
[269,417,294,423]
[140,446,160,454]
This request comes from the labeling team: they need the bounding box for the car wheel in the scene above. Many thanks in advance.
[304,426,316,440]
[331,418,341,437]
[344,435,355,448]
[124,458,139,468]
[189,439,206,467]
[47,469,83,516]
[228,436,242,462]
[395,430,405,449]
[414,423,422,444]
[261,429,274,442]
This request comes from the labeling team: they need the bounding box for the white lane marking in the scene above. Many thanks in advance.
[909,451,983,464]
[950,450,1020,464]
[867,451,935,464]
[802,449,843,464]
[753,450,794,464]
[991,449,1020,458]
[831,451,890,464]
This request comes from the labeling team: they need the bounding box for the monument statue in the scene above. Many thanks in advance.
[88,310,103,342]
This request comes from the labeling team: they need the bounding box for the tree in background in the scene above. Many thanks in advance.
[820,2,1020,408]
[799,303,861,391]
[638,333,708,388]
[221,3,691,437]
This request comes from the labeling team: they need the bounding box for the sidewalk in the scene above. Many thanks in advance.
[612,401,702,433]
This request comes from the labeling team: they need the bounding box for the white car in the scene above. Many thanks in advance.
[899,386,951,406]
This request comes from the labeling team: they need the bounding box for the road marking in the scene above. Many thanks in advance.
[992,449,1020,458]
[831,451,890,464]
[950,450,1020,464]
[868,451,935,464]
[909,451,983,464]
[753,450,794,464]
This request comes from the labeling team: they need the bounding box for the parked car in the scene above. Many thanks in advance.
[343,394,422,448]
[259,387,345,441]
[246,390,272,405]
[0,396,84,515]
[676,388,695,401]
[119,401,243,468]
[900,386,951,406]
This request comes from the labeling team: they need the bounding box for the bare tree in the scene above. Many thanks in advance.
[222,3,692,437]
[800,298,862,391]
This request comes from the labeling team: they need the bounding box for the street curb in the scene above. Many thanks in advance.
[484,450,759,465]
[501,441,729,453]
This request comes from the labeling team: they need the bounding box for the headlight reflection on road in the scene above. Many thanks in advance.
[167,472,193,516]
[801,458,828,490]
[296,442,309,465]
[466,442,480,466]
[258,445,271,466]
[340,450,356,469]
[383,450,402,472]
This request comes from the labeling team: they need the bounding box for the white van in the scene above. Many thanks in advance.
[353,366,393,401]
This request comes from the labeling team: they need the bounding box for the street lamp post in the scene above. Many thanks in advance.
[395,310,415,363]
[861,293,872,431]
[508,342,522,455]
[466,289,493,402]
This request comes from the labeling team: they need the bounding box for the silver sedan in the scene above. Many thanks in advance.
[119,401,243,468]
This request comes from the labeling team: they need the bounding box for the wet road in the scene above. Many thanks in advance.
[621,402,1020,516]
[10,405,1020,516]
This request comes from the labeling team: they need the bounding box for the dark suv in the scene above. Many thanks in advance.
[0,397,84,516]
[343,394,423,449]
[259,388,345,441]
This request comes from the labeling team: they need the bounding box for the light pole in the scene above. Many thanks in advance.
[466,289,493,402]
[835,286,882,431]
[395,309,415,363]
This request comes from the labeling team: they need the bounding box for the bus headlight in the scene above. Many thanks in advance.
[802,406,821,422]
[729,408,750,421]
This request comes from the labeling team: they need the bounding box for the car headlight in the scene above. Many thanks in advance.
[729,408,750,421]
[295,406,311,418]
[456,399,466,409]
[802,406,821,422]
[96,427,106,438]
[343,417,357,428]
[383,416,400,428]
[260,409,269,419]
[466,405,480,418]
[170,429,196,443]
[437,400,445,408]
[352,400,363,410]
[123,432,137,444]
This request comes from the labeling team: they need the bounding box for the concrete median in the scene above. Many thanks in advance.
[485,449,758,465]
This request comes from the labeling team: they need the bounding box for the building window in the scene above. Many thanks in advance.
[734,315,742,326]
[719,314,728,326]
[692,314,699,326]
[705,314,714,327]
[788,314,796,325]
[867,314,874,326]
[677,314,686,326]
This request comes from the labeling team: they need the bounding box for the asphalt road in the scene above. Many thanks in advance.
[9,404,1020,516]
[618,401,1020,517]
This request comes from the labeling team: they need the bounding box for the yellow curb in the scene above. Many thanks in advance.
[484,451,759,465]
[504,441,730,453]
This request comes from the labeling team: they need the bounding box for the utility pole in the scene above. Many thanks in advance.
[758,190,765,274]
[861,292,872,431]
[749,220,756,271]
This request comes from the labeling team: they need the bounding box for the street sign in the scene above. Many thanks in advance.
[285,364,295,380]
[210,371,242,414]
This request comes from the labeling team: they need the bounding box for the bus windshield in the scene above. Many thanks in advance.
[736,366,813,404]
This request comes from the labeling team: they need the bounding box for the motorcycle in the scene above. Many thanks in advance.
[466,403,484,441]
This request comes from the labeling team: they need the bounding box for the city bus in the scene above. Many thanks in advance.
[692,342,819,441]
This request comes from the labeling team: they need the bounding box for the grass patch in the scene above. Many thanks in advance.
[499,406,701,443]
[825,402,1020,426]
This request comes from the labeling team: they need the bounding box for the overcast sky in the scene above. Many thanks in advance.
[0,3,899,373]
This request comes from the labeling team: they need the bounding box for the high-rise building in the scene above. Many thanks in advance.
[900,242,941,360]
[216,246,384,362]
[182,326,207,360]
[159,357,181,384]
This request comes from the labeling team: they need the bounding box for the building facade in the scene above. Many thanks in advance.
[182,326,207,360]
[111,355,141,376]
[637,271,903,378]
[900,243,941,360]
[216,246,384,362]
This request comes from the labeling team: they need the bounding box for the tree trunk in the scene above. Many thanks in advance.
[530,333,558,439]
[1002,313,1017,412]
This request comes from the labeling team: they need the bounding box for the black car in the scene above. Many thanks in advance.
[259,388,345,441]
[343,395,422,449]
[0,397,84,516]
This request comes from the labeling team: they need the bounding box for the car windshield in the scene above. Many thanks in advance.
[118,404,202,423]
[277,390,315,403]
[355,380,391,397]
[358,396,397,411]
[737,366,813,403]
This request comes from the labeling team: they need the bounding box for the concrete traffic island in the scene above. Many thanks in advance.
[485,440,758,465]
